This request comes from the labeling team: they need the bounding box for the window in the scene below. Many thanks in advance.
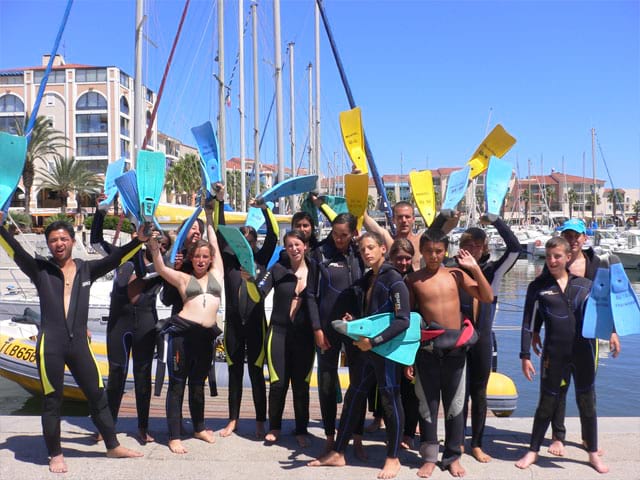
[120,72,129,88]
[0,74,24,85]
[0,116,23,134]
[146,88,154,102]
[120,139,130,159]
[77,136,108,156]
[120,96,129,115]
[45,94,56,107]
[0,94,25,113]
[75,68,107,83]
[120,116,129,137]
[76,92,107,110]
[33,69,66,84]
[76,113,108,133]
[77,159,108,173]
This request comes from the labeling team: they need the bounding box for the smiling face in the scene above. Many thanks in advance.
[390,249,413,274]
[187,222,202,244]
[191,245,213,275]
[285,235,307,264]
[47,228,75,264]
[545,245,571,277]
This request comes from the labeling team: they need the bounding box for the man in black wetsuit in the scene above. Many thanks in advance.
[0,213,144,473]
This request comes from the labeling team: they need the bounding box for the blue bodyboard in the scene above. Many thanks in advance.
[485,157,512,217]
[99,157,126,210]
[442,166,470,212]
[259,175,318,204]
[609,256,640,336]
[332,312,422,366]
[582,256,614,339]
[0,132,28,218]
[191,121,221,189]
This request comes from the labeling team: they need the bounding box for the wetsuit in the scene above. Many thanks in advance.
[91,209,161,430]
[307,237,365,437]
[333,263,409,459]
[449,218,520,449]
[520,271,598,453]
[163,272,222,439]
[0,225,142,457]
[216,203,277,425]
[257,257,316,435]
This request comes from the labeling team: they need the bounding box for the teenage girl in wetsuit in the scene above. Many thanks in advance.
[256,229,316,447]
[148,200,224,454]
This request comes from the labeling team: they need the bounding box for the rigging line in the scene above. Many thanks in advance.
[596,136,625,219]
[225,10,252,96]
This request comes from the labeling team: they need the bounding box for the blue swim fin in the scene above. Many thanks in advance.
[582,255,614,339]
[610,255,640,336]
[114,170,141,224]
[0,132,28,220]
[98,157,126,211]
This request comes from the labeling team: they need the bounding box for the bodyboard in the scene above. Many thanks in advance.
[114,170,141,222]
[245,201,274,231]
[98,157,126,210]
[442,166,470,212]
[485,157,513,217]
[259,175,318,204]
[332,312,421,366]
[339,107,368,174]
[136,150,166,223]
[409,170,436,227]
[0,132,28,216]
[582,256,614,339]
[191,121,222,188]
[467,124,516,179]
[609,256,640,336]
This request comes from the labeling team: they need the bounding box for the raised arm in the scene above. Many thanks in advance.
[0,212,39,281]
[148,233,188,291]
[363,212,393,249]
[205,194,224,280]
[456,250,494,303]
[254,199,279,266]
[89,208,113,257]
[88,224,146,282]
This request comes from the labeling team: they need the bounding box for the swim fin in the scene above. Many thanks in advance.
[114,170,141,223]
[610,255,640,336]
[258,175,318,204]
[582,255,614,339]
[441,165,470,215]
[98,157,125,211]
[0,132,28,219]
[136,150,166,225]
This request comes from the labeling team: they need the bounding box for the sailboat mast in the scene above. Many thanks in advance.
[288,42,297,209]
[132,0,145,168]
[307,63,314,175]
[314,3,322,190]
[217,0,226,186]
[239,0,246,211]
[251,2,260,195]
[273,0,286,211]
[591,127,597,223]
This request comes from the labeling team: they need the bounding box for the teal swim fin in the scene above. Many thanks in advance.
[136,150,166,224]
[610,255,640,336]
[582,255,614,339]
[0,132,28,218]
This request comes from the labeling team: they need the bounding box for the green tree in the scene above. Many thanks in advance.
[367,194,376,211]
[15,113,69,215]
[386,189,396,205]
[37,157,102,213]
[633,200,640,226]
[606,188,625,219]
[566,188,579,218]
[165,153,202,205]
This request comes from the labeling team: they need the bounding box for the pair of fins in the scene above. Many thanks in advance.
[583,254,640,339]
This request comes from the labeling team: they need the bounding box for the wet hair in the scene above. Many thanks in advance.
[292,211,315,228]
[389,238,415,259]
[420,229,449,251]
[239,225,258,243]
[284,229,306,245]
[545,236,570,254]
[187,239,214,269]
[332,212,357,233]
[358,231,385,247]
[392,201,414,217]
[459,227,489,255]
[45,221,75,240]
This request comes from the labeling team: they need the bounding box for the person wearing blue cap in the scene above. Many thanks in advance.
[530,218,620,457]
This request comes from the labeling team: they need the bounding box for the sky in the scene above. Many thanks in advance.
[1,0,639,189]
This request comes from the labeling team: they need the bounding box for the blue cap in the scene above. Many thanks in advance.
[559,218,586,234]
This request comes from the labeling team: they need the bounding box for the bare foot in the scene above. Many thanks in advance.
[220,419,237,438]
[194,429,216,444]
[446,458,466,477]
[365,417,383,433]
[400,435,413,450]
[353,435,368,461]
[265,429,280,443]
[583,440,605,456]
[307,450,346,467]
[255,421,265,439]
[471,446,491,463]
[548,439,565,456]
[323,435,336,454]
[49,454,68,474]
[296,434,310,447]
[589,451,609,473]
[138,428,155,443]
[417,462,436,478]
[168,439,187,454]
[106,445,144,458]
[515,451,538,469]
[378,457,401,479]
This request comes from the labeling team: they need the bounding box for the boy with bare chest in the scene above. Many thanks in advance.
[405,231,493,478]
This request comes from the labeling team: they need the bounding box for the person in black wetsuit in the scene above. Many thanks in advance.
[255,229,316,447]
[309,231,410,479]
[447,216,520,462]
[216,196,278,438]
[148,200,224,454]
[90,207,171,443]
[516,236,608,474]
[0,212,144,473]
[307,213,366,455]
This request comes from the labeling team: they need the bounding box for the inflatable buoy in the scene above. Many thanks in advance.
[486,371,518,417]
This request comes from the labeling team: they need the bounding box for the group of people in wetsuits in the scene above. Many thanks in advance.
[0,185,618,476]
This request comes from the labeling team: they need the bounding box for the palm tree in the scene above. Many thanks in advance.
[633,200,640,226]
[367,194,376,211]
[15,113,69,215]
[566,188,579,218]
[165,153,202,205]
[605,188,625,219]
[37,157,102,213]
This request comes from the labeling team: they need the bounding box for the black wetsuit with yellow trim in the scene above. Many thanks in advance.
[257,256,316,435]
[216,202,277,425]
[163,271,222,440]
[520,271,598,453]
[333,263,410,460]
[0,225,142,457]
